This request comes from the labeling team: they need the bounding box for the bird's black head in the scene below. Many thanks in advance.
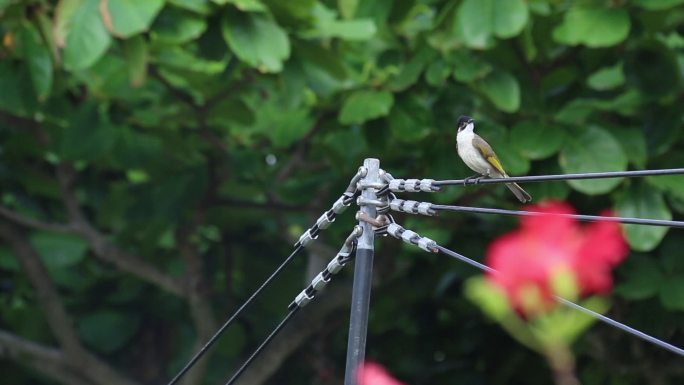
[457,115,474,132]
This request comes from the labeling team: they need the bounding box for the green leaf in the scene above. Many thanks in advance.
[30,232,88,268]
[464,277,510,321]
[615,182,671,252]
[54,0,112,70]
[338,0,358,19]
[216,0,267,12]
[338,90,394,125]
[310,18,377,41]
[604,126,646,168]
[387,45,436,92]
[456,0,529,49]
[123,35,147,87]
[151,6,208,44]
[559,125,627,195]
[154,47,227,74]
[59,103,118,161]
[103,0,165,38]
[78,311,141,353]
[478,71,520,113]
[510,121,563,160]
[615,255,662,300]
[388,95,433,142]
[624,40,680,97]
[553,7,630,48]
[587,63,624,91]
[268,109,314,147]
[641,107,682,157]
[632,0,684,10]
[19,24,53,101]
[221,11,290,73]
[659,276,684,311]
[425,59,450,86]
[293,40,347,80]
[167,0,211,14]
[451,52,492,82]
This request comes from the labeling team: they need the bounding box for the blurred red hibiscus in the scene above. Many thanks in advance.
[486,201,628,314]
[356,362,406,385]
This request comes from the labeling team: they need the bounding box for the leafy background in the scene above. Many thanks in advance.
[1,0,684,384]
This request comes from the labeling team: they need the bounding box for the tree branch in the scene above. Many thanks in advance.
[0,206,74,233]
[0,329,91,385]
[0,222,139,385]
[0,222,84,358]
[176,222,218,385]
[54,163,186,297]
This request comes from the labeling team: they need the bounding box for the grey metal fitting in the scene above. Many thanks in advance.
[344,225,363,246]
[418,237,438,253]
[400,229,419,245]
[404,179,420,192]
[332,195,348,214]
[327,256,345,274]
[357,180,386,190]
[402,199,419,213]
[380,170,395,182]
[386,223,403,238]
[315,212,335,229]
[419,179,436,192]
[357,196,386,207]
[312,272,330,291]
[418,202,434,216]
[389,199,403,212]
[298,229,318,247]
[294,290,314,308]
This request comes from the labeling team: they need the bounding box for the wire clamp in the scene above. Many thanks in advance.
[357,196,387,207]
[386,223,437,252]
[380,169,394,182]
[292,290,314,308]
[297,229,318,247]
[315,210,335,229]
[389,199,436,216]
[388,178,439,192]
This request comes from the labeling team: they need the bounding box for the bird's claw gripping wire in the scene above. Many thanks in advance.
[463,174,485,185]
[289,226,363,310]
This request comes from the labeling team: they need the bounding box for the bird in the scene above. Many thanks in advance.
[455,115,532,203]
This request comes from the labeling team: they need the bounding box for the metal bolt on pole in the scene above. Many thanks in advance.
[343,158,379,385]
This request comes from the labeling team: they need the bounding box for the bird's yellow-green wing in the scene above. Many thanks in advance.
[472,135,506,175]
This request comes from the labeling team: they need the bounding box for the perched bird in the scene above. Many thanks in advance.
[456,115,532,203]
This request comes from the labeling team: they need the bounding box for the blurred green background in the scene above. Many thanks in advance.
[1,0,684,384]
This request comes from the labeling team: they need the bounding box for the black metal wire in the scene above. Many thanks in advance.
[166,244,304,385]
[431,204,684,228]
[432,168,684,186]
[434,245,684,357]
[224,308,300,385]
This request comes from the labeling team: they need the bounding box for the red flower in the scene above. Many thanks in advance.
[356,362,406,385]
[486,201,628,313]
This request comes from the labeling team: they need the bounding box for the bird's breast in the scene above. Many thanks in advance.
[457,131,489,174]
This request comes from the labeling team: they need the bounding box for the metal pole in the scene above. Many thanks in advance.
[343,158,379,385]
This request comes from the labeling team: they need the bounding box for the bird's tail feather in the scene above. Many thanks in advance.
[505,182,532,203]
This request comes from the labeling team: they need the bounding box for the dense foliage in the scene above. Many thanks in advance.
[1,0,684,384]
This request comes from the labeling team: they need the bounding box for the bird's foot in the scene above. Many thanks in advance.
[464,174,485,185]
